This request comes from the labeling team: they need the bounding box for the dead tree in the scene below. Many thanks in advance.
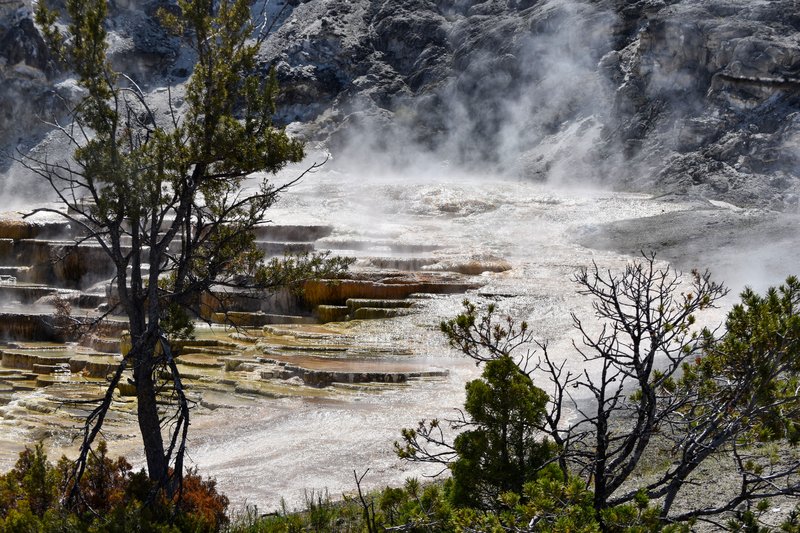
[436,254,800,525]
[557,254,728,515]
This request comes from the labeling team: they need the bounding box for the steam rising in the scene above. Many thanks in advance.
[331,0,619,186]
[1,0,798,297]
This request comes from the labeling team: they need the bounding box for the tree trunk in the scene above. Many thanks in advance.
[594,364,610,514]
[133,344,168,484]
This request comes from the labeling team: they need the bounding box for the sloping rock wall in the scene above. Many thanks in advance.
[606,0,800,209]
[261,0,800,209]
[0,0,53,150]
[2,0,799,209]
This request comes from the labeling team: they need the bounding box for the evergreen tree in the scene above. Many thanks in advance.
[396,347,553,510]
[30,0,350,499]
[450,355,552,508]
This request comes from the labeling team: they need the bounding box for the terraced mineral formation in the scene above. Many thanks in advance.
[0,207,491,467]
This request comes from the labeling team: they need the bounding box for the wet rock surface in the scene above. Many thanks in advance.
[264,0,800,209]
[0,323,453,468]
[2,0,799,208]
[0,203,485,476]
[576,200,800,292]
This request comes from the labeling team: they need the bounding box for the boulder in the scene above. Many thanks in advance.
[0,17,49,72]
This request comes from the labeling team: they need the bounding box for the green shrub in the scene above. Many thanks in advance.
[450,355,553,509]
[0,444,227,532]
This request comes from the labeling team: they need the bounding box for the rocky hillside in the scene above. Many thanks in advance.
[0,0,51,154]
[2,0,799,210]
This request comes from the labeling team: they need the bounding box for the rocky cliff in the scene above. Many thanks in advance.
[2,0,799,210]
[607,1,800,210]
[0,0,51,153]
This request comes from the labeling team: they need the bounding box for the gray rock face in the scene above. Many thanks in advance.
[607,0,800,210]
[259,0,799,209]
[104,0,180,82]
[0,17,48,71]
[0,3,53,152]
[1,0,799,210]
[0,0,179,166]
